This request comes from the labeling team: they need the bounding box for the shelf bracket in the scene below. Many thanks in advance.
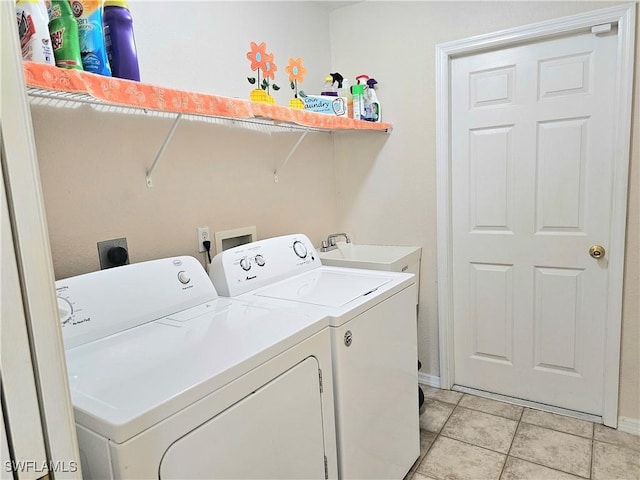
[146,113,183,188]
[274,128,309,183]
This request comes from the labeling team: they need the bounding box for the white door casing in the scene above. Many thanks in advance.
[0,411,11,480]
[1,160,48,480]
[436,4,635,427]
[1,2,82,475]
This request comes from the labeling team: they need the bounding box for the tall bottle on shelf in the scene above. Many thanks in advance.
[351,84,364,120]
[341,79,353,118]
[72,0,111,75]
[48,0,83,70]
[103,0,140,81]
[16,0,54,65]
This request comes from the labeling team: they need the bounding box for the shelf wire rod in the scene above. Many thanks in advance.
[274,128,310,183]
[146,113,182,188]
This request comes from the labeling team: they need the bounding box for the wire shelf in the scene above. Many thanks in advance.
[27,87,334,135]
[25,72,390,186]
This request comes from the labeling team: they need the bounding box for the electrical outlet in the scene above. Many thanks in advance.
[197,227,211,253]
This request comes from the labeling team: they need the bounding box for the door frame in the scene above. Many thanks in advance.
[435,4,636,427]
[1,2,82,473]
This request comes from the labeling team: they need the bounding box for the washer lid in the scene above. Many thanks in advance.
[254,270,392,307]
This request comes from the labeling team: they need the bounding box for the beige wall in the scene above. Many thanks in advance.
[330,1,639,419]
[33,106,337,279]
[128,1,335,103]
[620,15,640,418]
[33,1,340,280]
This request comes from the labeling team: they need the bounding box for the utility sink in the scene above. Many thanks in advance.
[318,244,420,271]
[318,243,422,305]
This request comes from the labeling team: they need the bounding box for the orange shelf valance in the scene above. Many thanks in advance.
[23,62,391,132]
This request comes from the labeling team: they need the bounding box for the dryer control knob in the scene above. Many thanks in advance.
[177,271,190,284]
[240,257,251,271]
[293,241,307,259]
[255,254,265,267]
[57,297,73,324]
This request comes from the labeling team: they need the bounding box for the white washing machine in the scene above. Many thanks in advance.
[56,256,338,479]
[210,234,420,479]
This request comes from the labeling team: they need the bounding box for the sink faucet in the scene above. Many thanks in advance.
[320,233,351,252]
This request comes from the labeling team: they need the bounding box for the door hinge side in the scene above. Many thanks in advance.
[324,455,328,479]
[319,369,323,393]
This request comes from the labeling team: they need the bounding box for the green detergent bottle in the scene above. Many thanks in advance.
[48,0,83,70]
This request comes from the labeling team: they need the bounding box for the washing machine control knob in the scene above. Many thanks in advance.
[255,254,265,267]
[293,241,307,259]
[240,257,251,271]
[177,271,190,284]
[57,297,73,324]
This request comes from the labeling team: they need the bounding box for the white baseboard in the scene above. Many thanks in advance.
[418,373,440,388]
[617,416,640,436]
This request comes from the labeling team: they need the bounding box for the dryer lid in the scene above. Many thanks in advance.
[253,270,392,307]
[65,299,328,444]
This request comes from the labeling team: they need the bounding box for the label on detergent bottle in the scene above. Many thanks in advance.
[351,84,365,120]
[70,0,111,75]
[16,0,54,65]
[48,0,83,70]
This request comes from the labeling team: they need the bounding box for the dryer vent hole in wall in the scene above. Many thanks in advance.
[214,227,258,256]
[222,234,253,251]
[97,237,129,269]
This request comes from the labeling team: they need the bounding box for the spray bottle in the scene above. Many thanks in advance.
[321,75,337,96]
[355,74,372,121]
[366,78,381,122]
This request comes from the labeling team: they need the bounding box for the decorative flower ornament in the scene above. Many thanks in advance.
[246,41,279,105]
[286,57,307,109]
[247,42,267,72]
[286,58,306,83]
[263,53,277,80]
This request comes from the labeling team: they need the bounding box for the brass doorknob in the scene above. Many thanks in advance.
[589,245,605,259]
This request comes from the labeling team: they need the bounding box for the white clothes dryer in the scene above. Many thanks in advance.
[210,234,420,479]
[56,256,338,479]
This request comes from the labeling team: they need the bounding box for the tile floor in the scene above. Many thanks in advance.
[405,385,640,480]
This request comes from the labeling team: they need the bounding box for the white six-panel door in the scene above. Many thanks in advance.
[451,28,618,415]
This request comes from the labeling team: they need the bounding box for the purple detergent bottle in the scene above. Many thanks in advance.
[103,0,140,81]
